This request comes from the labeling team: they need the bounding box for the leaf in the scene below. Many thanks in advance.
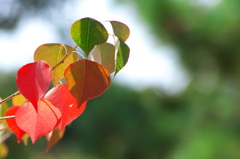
[5,106,25,142]
[34,43,78,86]
[12,93,27,106]
[71,17,108,56]
[115,41,130,76]
[110,21,130,42]
[0,98,8,117]
[15,99,61,143]
[16,61,51,110]
[0,143,8,158]
[91,43,115,74]
[45,127,65,152]
[45,84,87,130]
[64,59,110,107]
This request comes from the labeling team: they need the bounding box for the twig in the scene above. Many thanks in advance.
[0,91,20,104]
[0,115,15,120]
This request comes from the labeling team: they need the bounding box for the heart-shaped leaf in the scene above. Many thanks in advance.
[34,43,78,86]
[45,84,87,130]
[71,17,108,56]
[16,61,51,110]
[45,127,65,152]
[110,21,130,42]
[5,106,25,142]
[64,59,110,107]
[91,43,115,74]
[115,41,130,76]
[15,99,61,143]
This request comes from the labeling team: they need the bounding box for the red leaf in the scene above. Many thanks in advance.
[16,61,51,111]
[64,59,111,107]
[15,99,61,143]
[45,84,87,130]
[5,106,25,142]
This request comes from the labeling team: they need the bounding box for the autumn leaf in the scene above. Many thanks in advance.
[45,84,87,130]
[34,43,78,86]
[5,106,25,142]
[71,17,108,56]
[45,127,65,152]
[16,61,51,111]
[110,21,130,42]
[91,43,115,74]
[15,99,61,143]
[64,59,110,107]
[12,93,27,106]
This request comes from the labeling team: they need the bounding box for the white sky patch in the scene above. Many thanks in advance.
[0,0,189,94]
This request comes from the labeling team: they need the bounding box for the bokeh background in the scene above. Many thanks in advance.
[1,0,240,158]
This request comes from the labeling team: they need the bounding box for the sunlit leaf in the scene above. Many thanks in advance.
[45,127,65,152]
[0,143,8,158]
[21,134,29,146]
[71,17,108,56]
[110,21,130,42]
[115,41,130,76]
[91,43,115,74]
[0,98,8,117]
[5,106,25,142]
[16,61,51,110]
[15,99,61,143]
[12,93,27,106]
[45,84,87,130]
[64,59,110,107]
[34,43,78,86]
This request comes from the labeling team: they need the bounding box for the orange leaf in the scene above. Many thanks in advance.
[45,127,65,152]
[34,43,78,86]
[64,59,110,107]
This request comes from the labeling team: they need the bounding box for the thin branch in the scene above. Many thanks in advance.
[51,45,78,71]
[0,126,8,131]
[0,91,20,104]
[0,115,15,120]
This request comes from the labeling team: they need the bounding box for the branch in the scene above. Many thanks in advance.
[0,91,20,104]
[51,45,78,71]
[0,115,15,120]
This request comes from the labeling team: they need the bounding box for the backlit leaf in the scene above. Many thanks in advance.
[0,143,8,158]
[12,93,27,106]
[64,59,110,107]
[71,17,108,56]
[16,61,51,110]
[15,99,61,143]
[34,43,78,86]
[110,21,130,42]
[45,84,87,130]
[5,106,25,142]
[45,127,65,152]
[115,41,130,76]
[0,98,8,117]
[91,43,115,74]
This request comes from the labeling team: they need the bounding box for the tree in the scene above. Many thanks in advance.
[0,17,130,156]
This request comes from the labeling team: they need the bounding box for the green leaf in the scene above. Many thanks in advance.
[110,21,130,42]
[115,41,130,76]
[91,43,115,74]
[34,43,78,86]
[0,98,8,117]
[71,17,108,56]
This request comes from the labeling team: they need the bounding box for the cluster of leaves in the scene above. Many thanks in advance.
[0,17,130,152]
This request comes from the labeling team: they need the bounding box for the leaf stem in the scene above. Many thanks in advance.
[51,45,78,71]
[0,115,15,120]
[0,91,20,105]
